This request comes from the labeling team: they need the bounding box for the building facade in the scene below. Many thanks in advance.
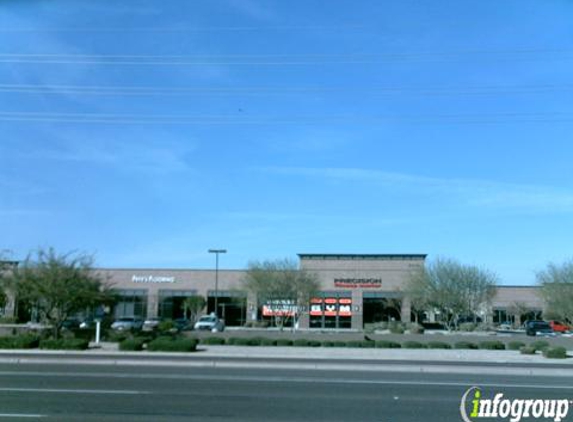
[94,253,545,329]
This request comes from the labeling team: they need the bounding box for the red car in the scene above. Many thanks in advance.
[548,320,570,333]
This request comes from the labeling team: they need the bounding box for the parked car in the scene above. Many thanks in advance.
[548,320,570,333]
[142,317,162,332]
[525,320,554,336]
[174,318,192,332]
[111,316,143,331]
[61,318,81,330]
[79,317,95,329]
[455,315,483,325]
[193,314,225,332]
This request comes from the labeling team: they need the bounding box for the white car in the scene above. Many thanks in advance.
[194,314,225,332]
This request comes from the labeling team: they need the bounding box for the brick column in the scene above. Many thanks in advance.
[400,296,411,323]
[351,290,363,330]
[246,293,258,322]
[147,292,159,318]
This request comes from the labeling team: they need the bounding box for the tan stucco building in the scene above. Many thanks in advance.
[87,253,545,329]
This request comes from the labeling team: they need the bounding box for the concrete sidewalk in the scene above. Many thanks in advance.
[0,343,572,377]
[2,341,569,365]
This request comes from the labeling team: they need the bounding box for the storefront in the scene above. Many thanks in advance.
[92,254,546,330]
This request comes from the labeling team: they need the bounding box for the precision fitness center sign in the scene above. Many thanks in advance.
[334,278,382,288]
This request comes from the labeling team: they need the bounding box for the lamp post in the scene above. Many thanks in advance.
[208,249,227,317]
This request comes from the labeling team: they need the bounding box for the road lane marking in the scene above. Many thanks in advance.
[0,415,45,418]
[0,371,571,391]
[0,387,147,395]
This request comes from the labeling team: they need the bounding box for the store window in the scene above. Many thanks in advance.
[158,290,198,319]
[113,289,148,318]
[309,292,352,329]
[207,290,247,327]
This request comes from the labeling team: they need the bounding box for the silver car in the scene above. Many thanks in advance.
[111,316,144,331]
[193,314,225,332]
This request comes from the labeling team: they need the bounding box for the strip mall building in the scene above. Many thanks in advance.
[98,254,544,330]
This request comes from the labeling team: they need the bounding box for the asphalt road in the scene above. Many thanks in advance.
[0,361,572,422]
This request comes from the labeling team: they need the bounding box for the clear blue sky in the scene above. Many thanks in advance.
[1,1,573,285]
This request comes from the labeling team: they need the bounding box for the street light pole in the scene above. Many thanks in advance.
[208,249,227,317]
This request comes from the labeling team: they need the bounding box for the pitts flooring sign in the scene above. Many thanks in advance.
[334,278,382,288]
[132,275,176,283]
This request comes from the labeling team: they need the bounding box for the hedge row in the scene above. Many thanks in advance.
[39,338,90,350]
[197,337,557,352]
[0,335,90,350]
[519,341,567,359]
[0,334,40,349]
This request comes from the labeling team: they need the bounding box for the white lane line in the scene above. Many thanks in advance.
[0,415,45,418]
[0,387,147,395]
[0,372,572,391]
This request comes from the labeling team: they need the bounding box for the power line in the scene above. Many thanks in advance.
[0,25,365,33]
[0,83,571,97]
[0,49,571,66]
[0,111,571,125]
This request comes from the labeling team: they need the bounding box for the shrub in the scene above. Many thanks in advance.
[40,338,89,350]
[530,340,550,352]
[478,341,505,350]
[454,341,478,350]
[543,346,568,359]
[229,337,262,346]
[408,323,425,334]
[0,334,40,349]
[458,323,477,332]
[119,338,145,351]
[0,317,17,324]
[402,341,427,349]
[105,330,130,343]
[427,341,451,349]
[246,337,264,346]
[375,340,402,349]
[323,340,346,347]
[275,339,293,347]
[389,322,405,334]
[345,340,363,348]
[260,338,277,346]
[70,328,96,341]
[507,341,526,351]
[364,322,388,333]
[520,346,537,355]
[361,340,376,348]
[157,319,176,334]
[293,339,310,347]
[200,337,226,345]
[147,336,198,352]
[243,321,270,329]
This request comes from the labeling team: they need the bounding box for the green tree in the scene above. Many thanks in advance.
[4,248,114,338]
[242,258,320,330]
[406,257,497,330]
[182,295,206,324]
[537,259,573,323]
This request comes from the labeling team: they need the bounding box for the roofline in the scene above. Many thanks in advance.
[297,253,427,260]
[95,267,243,272]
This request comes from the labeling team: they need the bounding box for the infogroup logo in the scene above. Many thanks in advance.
[460,387,571,422]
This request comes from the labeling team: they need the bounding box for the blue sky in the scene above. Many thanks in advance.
[1,1,573,285]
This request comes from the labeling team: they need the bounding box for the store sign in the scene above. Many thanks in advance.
[262,300,297,317]
[132,275,175,283]
[334,278,382,288]
[310,298,352,316]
